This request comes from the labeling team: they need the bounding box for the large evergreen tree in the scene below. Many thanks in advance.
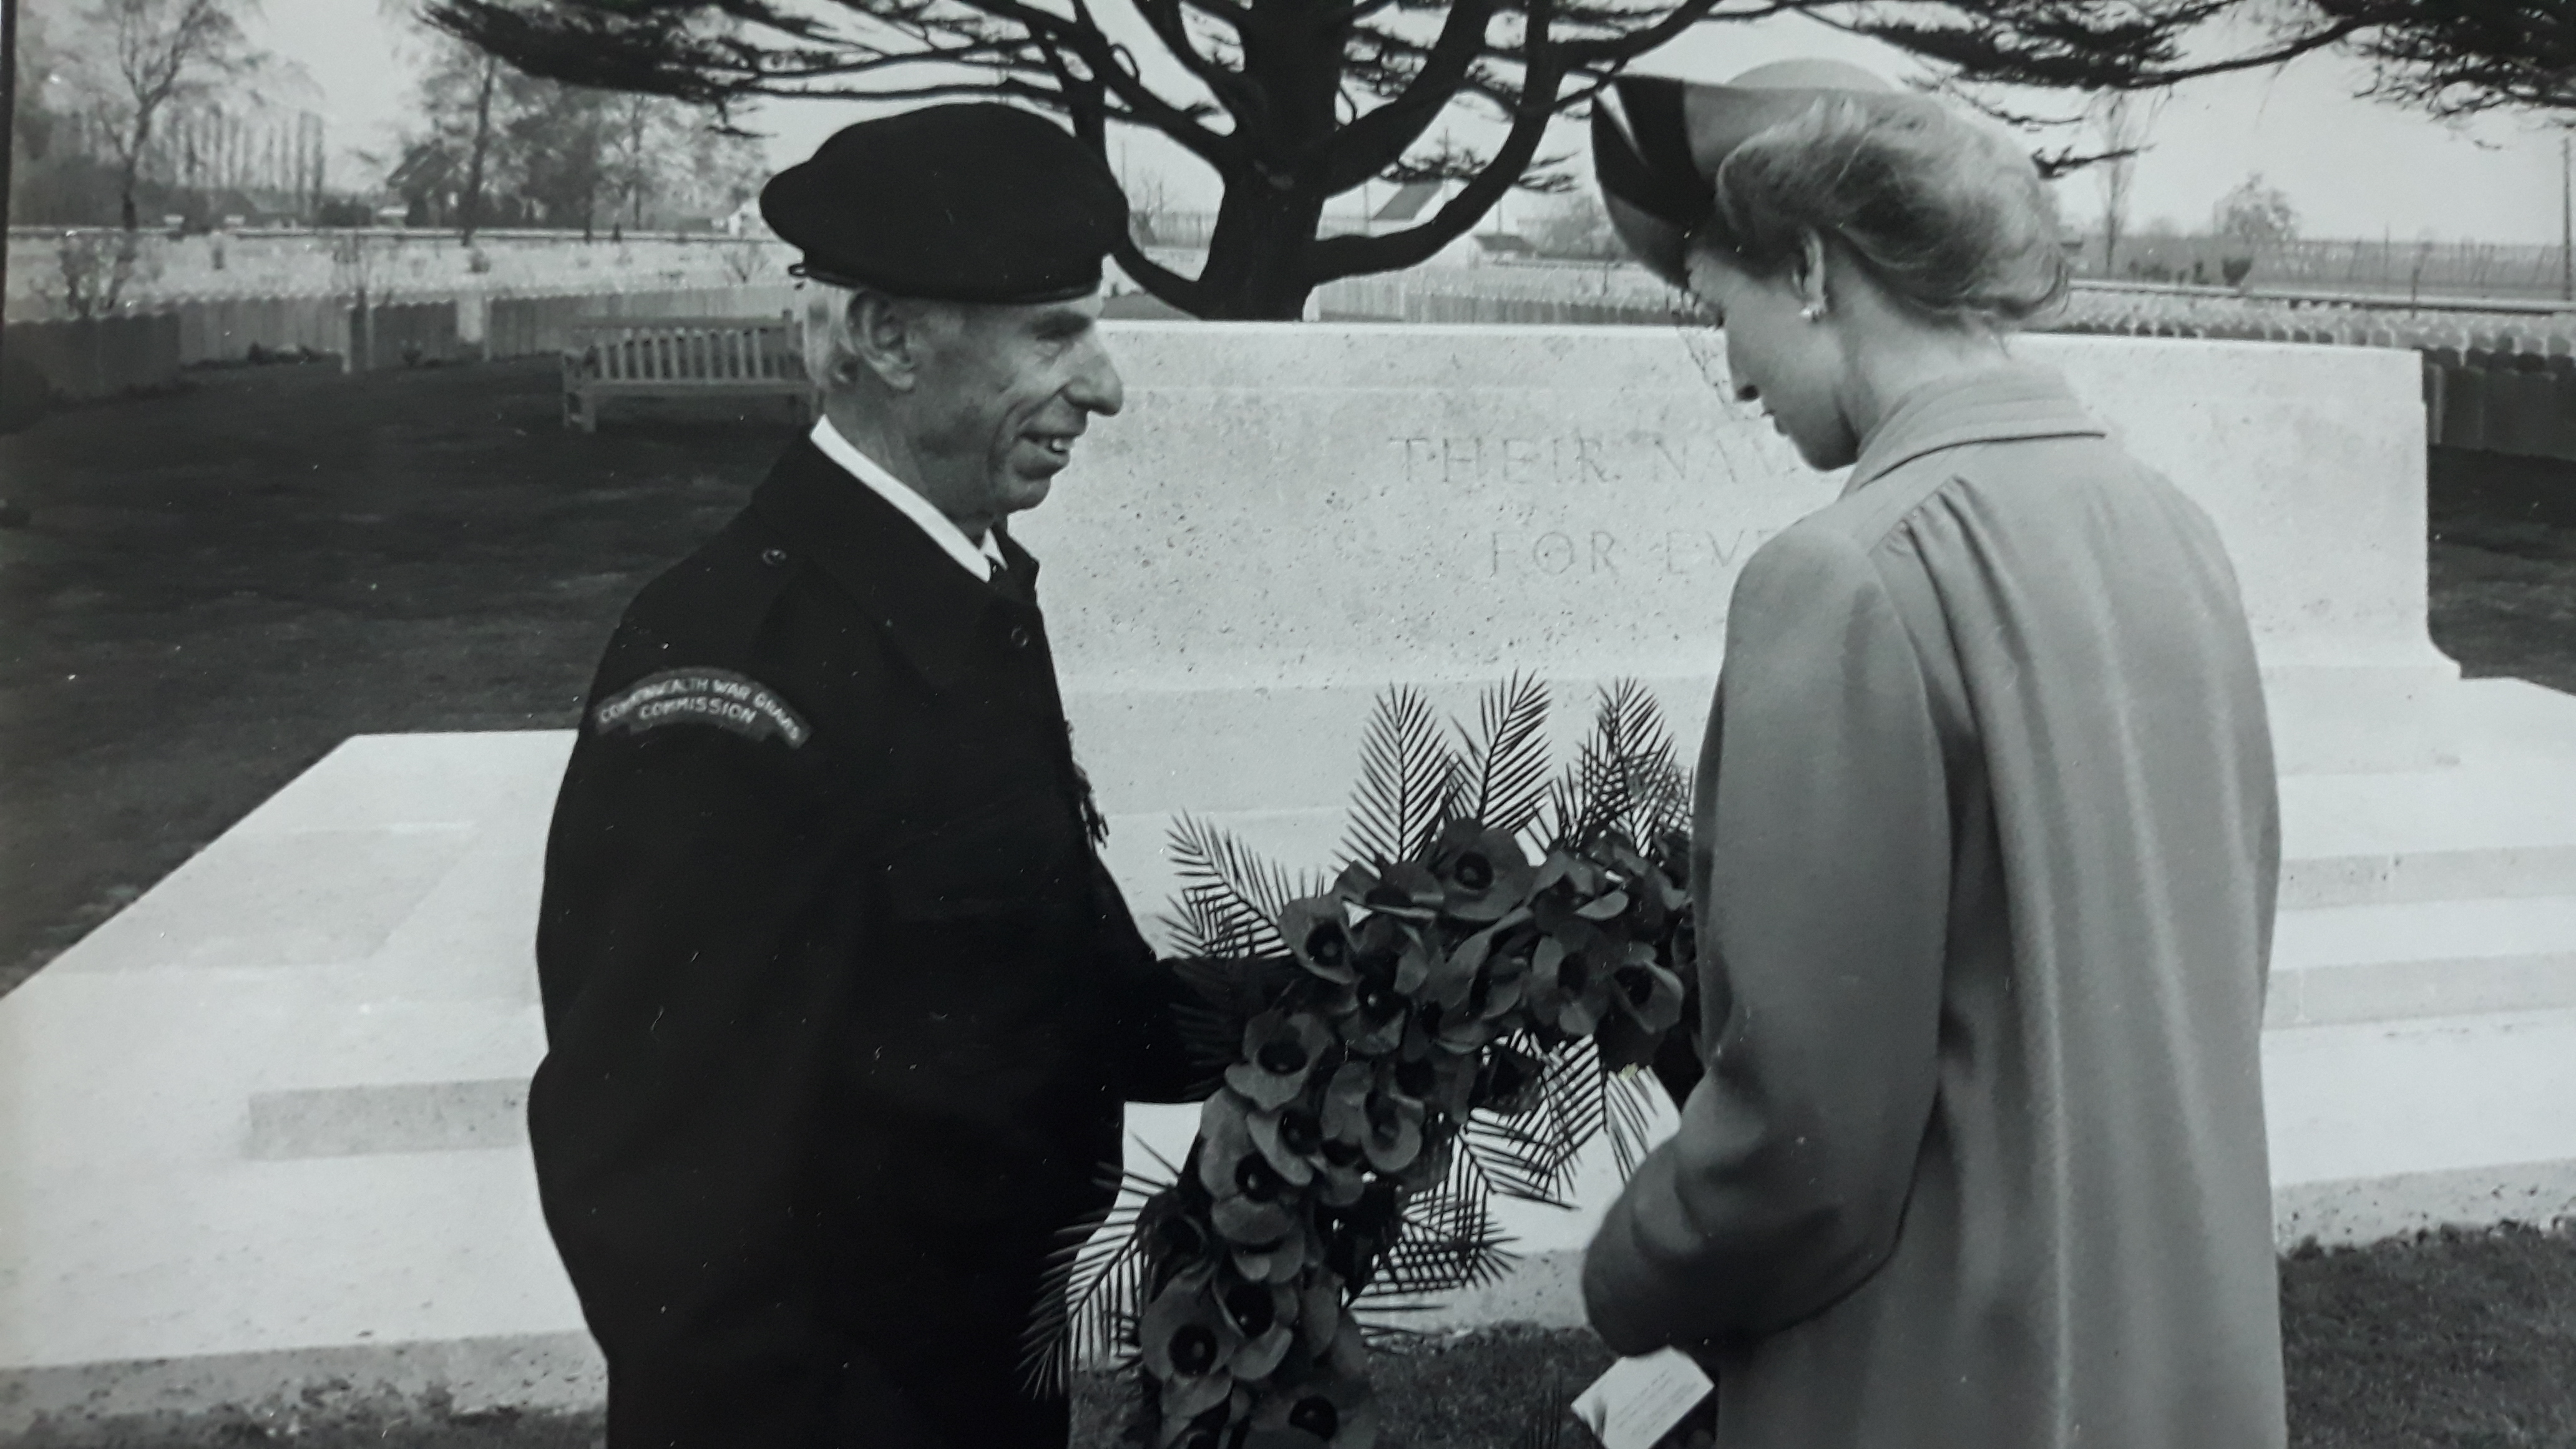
[418,0,2572,318]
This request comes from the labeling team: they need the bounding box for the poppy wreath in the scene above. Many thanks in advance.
[1025,679,1700,1449]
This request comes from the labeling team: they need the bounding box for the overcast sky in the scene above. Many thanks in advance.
[252,0,2570,246]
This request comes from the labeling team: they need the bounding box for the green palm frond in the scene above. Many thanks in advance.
[1604,1066,1662,1181]
[1599,680,1688,840]
[1538,769,1586,854]
[1465,1078,1603,1207]
[1343,686,1463,866]
[1548,716,1629,850]
[1453,674,1555,842]
[1159,884,1258,964]
[1548,1040,1615,1181]
[1542,681,1693,848]
[1356,1145,1516,1303]
[1634,754,1692,841]
[1164,815,1304,960]
[1461,1034,1601,1208]
[1603,678,1668,763]
[1463,1111,1580,1208]
[1021,1166,1168,1397]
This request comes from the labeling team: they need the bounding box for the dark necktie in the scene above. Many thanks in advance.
[987,554,1034,605]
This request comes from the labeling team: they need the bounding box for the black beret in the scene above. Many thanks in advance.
[1592,60,1900,289]
[761,104,1129,305]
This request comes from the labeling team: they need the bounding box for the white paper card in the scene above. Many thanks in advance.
[1571,1347,1715,1449]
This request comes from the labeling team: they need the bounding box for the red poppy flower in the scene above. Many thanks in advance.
[1359,1086,1424,1174]
[1227,1010,1335,1111]
[1281,896,1359,985]
[1358,860,1443,918]
[1249,1100,1330,1189]
[1338,979,1408,1057]
[1230,1224,1313,1285]
[1217,1275,1302,1380]
[1525,931,1615,1037]
[1380,1035,1461,1111]
[1246,1339,1379,1449]
[1610,943,1686,1034]
[1141,1267,1244,1423]
[1198,1090,1302,1246]
[1427,819,1536,922]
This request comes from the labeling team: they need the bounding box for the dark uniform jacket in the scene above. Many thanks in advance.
[529,436,1204,1449]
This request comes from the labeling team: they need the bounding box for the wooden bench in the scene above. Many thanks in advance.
[560,314,820,432]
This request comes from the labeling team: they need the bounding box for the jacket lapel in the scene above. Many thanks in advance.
[748,438,1006,692]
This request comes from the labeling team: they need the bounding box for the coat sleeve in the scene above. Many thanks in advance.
[1086,854,1222,1105]
[1582,525,1953,1354]
[529,716,869,1448]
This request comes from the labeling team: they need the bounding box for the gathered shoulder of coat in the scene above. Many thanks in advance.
[1582,363,2286,1449]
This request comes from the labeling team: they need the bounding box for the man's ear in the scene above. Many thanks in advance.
[846,289,925,393]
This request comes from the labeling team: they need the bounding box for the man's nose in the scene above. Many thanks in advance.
[1068,333,1125,417]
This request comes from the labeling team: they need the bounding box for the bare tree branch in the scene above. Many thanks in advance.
[424,0,2576,318]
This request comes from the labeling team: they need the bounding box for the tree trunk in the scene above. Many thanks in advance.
[1191,183,1330,320]
[119,107,155,231]
[460,54,497,245]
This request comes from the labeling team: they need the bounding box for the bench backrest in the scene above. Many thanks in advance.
[567,315,808,383]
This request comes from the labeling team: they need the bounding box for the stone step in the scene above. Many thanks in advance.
[7,725,2575,1434]
[2279,763,2576,909]
[1340,1005,2576,1332]
[2265,1006,2576,1246]
[2276,678,2576,910]
[1101,680,2576,927]
[2269,895,2576,1027]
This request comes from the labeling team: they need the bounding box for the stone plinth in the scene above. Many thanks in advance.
[1018,325,2451,856]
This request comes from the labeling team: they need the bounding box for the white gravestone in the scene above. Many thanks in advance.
[1016,323,2452,897]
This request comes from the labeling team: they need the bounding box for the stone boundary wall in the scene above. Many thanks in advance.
[4,227,801,323]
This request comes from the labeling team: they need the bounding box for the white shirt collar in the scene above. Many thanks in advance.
[807,417,1007,580]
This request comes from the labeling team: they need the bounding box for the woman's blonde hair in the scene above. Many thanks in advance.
[1705,93,2069,329]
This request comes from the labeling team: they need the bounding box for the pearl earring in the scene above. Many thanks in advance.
[1801,303,1826,323]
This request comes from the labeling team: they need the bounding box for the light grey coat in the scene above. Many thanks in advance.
[1582,364,2286,1448]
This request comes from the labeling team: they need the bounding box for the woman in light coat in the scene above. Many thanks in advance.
[1579,61,2286,1449]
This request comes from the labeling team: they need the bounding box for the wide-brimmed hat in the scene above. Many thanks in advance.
[1590,59,1901,289]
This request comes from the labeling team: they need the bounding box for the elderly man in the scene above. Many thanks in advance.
[528,105,1204,1449]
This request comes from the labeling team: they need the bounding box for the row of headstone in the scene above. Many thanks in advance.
[1314,275,1690,326]
[2425,361,2576,459]
[346,302,464,373]
[2046,298,2576,359]
[2052,315,2576,354]
[167,295,347,364]
[484,286,804,359]
[2051,316,2576,460]
[0,315,183,400]
[4,295,341,395]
